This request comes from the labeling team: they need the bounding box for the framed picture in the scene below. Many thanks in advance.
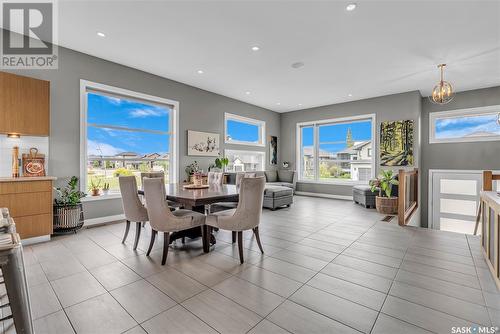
[380,120,414,166]
[269,136,278,165]
[187,130,220,156]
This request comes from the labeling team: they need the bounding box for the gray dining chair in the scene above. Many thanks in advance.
[207,171,224,186]
[118,176,149,250]
[143,177,207,265]
[206,176,266,263]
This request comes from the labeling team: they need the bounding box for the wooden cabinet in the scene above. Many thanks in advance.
[0,180,53,239]
[0,72,50,136]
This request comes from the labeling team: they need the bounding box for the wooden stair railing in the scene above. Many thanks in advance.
[398,168,418,226]
[474,171,500,235]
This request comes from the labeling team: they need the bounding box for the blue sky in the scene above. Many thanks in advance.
[435,114,500,139]
[302,120,372,154]
[227,119,259,142]
[87,93,170,156]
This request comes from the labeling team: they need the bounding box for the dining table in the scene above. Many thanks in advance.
[138,183,239,253]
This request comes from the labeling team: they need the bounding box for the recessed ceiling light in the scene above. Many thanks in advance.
[348,93,353,97]
[346,3,357,11]
[298,103,303,106]
[251,46,260,51]
[291,62,305,69]
[97,32,106,37]
[276,102,281,106]
[197,70,204,74]
[245,91,251,95]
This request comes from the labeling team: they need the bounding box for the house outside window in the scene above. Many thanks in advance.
[430,105,500,144]
[225,113,265,146]
[81,80,178,194]
[225,149,265,172]
[297,115,375,183]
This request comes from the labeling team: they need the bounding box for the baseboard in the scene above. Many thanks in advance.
[84,214,125,227]
[21,235,50,246]
[295,191,353,201]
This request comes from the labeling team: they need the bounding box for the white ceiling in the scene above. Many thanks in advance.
[33,1,500,111]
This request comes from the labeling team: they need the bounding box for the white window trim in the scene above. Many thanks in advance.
[429,105,500,144]
[295,113,376,185]
[224,113,266,147]
[224,149,266,172]
[79,79,180,196]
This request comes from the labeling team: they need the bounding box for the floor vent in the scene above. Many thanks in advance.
[381,215,394,222]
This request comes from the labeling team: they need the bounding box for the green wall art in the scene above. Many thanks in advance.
[380,120,414,166]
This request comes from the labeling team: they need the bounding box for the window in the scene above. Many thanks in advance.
[80,80,178,195]
[430,105,500,143]
[225,113,265,146]
[225,149,265,172]
[297,115,375,183]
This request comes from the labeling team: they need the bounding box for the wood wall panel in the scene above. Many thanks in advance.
[0,71,50,136]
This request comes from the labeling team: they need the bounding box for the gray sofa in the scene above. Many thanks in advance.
[223,170,296,210]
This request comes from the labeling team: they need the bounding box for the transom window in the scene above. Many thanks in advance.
[225,113,265,146]
[430,105,500,143]
[80,80,178,194]
[297,115,375,183]
[225,149,265,172]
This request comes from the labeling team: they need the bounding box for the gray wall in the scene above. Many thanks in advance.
[421,86,500,227]
[6,46,279,219]
[280,91,422,197]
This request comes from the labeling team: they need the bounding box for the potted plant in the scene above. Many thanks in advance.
[102,182,110,195]
[185,161,200,183]
[209,155,229,172]
[53,176,86,234]
[369,170,399,215]
[89,177,102,196]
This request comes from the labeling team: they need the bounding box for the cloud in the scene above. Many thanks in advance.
[436,121,500,139]
[129,107,168,118]
[436,115,496,129]
[103,96,122,105]
[87,140,124,156]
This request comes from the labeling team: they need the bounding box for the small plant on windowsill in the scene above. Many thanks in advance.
[89,177,102,196]
[102,182,110,196]
[369,170,399,215]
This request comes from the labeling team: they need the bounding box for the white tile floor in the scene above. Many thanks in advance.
[5,196,500,333]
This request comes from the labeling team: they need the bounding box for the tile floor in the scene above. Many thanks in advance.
[4,196,500,333]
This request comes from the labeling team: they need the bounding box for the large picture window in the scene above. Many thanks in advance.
[225,113,265,146]
[297,115,375,183]
[430,105,500,143]
[80,80,178,195]
[225,149,265,172]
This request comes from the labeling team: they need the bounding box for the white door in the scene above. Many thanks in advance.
[431,171,482,235]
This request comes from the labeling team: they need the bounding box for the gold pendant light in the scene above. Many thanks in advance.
[430,64,454,104]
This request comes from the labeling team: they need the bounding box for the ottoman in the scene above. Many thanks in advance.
[263,186,293,210]
[353,185,376,209]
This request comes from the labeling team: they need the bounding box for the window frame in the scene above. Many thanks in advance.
[296,114,376,185]
[224,113,266,147]
[224,149,266,172]
[80,80,179,195]
[429,105,500,144]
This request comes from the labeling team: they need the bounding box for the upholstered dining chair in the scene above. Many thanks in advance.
[143,177,207,265]
[118,176,149,250]
[207,171,224,186]
[206,176,266,263]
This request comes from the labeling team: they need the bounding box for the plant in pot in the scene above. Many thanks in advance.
[209,155,229,172]
[369,170,399,215]
[185,161,200,183]
[53,176,86,233]
[89,177,102,196]
[102,182,110,195]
